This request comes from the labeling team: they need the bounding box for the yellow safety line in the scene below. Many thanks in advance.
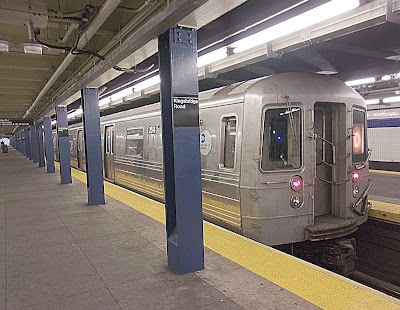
[369,200,400,224]
[370,169,400,176]
[60,164,400,310]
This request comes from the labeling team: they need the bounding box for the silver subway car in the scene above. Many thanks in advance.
[64,72,371,274]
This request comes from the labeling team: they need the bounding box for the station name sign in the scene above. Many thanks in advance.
[172,95,199,127]
[0,118,33,126]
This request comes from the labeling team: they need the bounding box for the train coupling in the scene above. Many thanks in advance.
[294,238,356,276]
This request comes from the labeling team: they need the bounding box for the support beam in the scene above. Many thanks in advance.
[56,106,72,184]
[43,117,55,173]
[28,127,33,160]
[25,128,31,159]
[158,26,204,274]
[37,123,45,168]
[81,88,105,205]
[30,124,39,163]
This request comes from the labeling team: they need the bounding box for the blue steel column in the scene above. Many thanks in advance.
[43,117,55,173]
[30,124,39,163]
[37,123,45,167]
[25,128,31,158]
[81,88,105,205]
[56,106,72,184]
[158,27,204,274]
[21,132,25,155]
[16,133,20,152]
[28,128,32,159]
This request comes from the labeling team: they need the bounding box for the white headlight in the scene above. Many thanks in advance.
[290,194,303,209]
[352,185,359,197]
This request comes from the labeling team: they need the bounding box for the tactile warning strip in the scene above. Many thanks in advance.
[60,164,400,310]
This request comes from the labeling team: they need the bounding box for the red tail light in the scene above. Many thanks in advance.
[352,171,360,181]
[291,176,302,191]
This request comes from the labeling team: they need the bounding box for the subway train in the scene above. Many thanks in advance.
[54,72,372,274]
[367,108,400,171]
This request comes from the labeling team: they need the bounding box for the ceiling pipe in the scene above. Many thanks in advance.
[43,0,162,116]
[24,0,122,118]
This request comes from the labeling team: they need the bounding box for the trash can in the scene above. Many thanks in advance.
[2,146,8,153]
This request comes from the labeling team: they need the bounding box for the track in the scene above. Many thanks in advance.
[352,218,400,299]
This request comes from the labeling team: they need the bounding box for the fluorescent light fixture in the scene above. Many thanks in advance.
[67,108,83,119]
[197,48,227,67]
[51,120,57,126]
[99,88,133,107]
[381,75,391,81]
[345,77,375,86]
[0,40,10,52]
[22,42,44,54]
[231,0,360,53]
[110,88,133,101]
[383,96,400,103]
[133,75,160,92]
[99,97,111,107]
[366,99,380,105]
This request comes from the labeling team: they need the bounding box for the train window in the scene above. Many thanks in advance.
[221,117,237,168]
[261,107,302,171]
[126,127,144,158]
[105,128,111,154]
[352,109,366,163]
[314,110,325,165]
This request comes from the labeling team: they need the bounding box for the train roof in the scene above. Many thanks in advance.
[200,72,364,105]
[96,72,365,125]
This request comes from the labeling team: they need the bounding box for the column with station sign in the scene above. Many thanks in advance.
[22,130,27,157]
[43,116,55,173]
[25,128,31,159]
[158,26,204,274]
[37,123,45,168]
[28,127,33,160]
[56,106,72,184]
[81,88,105,205]
[31,124,39,163]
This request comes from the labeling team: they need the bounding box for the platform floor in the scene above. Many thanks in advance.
[0,149,319,309]
[1,149,400,309]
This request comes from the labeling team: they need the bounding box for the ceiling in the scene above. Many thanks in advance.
[1,0,400,135]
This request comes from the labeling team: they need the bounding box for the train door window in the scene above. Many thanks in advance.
[126,127,144,158]
[220,116,237,169]
[261,107,302,171]
[105,127,111,154]
[110,126,114,155]
[352,109,366,163]
[314,110,325,165]
[77,130,83,152]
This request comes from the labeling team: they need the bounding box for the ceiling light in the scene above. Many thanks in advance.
[22,20,45,54]
[383,96,400,103]
[231,0,360,53]
[197,48,227,67]
[345,77,375,86]
[381,75,391,81]
[0,40,10,52]
[133,75,160,92]
[67,108,83,119]
[22,42,44,54]
[99,88,133,107]
[366,99,380,105]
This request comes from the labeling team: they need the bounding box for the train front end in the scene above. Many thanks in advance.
[240,73,371,274]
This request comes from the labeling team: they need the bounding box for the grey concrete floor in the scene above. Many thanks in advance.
[0,148,319,310]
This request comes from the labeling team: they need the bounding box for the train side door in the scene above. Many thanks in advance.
[314,102,347,217]
[104,125,115,181]
[314,107,331,215]
[77,130,84,169]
